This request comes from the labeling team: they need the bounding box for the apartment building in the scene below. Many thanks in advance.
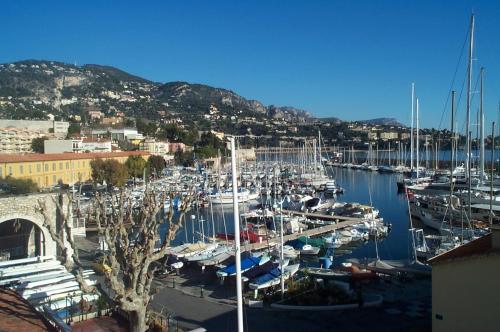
[0,151,149,188]
[0,127,44,154]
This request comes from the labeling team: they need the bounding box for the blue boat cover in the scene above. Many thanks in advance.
[221,255,261,276]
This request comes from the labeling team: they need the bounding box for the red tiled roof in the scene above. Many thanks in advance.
[0,151,149,163]
[0,286,57,331]
[428,233,500,265]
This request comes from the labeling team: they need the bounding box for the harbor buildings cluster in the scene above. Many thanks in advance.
[0,151,149,188]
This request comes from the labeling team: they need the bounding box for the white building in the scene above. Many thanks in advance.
[44,138,112,154]
[0,119,69,138]
[140,139,169,155]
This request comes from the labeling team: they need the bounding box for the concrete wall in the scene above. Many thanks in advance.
[44,140,74,154]
[432,254,500,332]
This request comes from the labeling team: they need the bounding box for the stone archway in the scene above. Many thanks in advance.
[0,216,51,259]
[0,193,72,260]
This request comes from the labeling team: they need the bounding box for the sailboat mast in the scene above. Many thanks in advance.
[416,98,420,179]
[230,136,244,332]
[465,14,475,178]
[480,67,485,184]
[411,83,415,170]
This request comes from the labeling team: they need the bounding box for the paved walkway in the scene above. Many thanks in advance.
[151,285,431,332]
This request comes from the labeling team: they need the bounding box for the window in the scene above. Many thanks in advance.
[82,161,86,167]
[59,162,63,170]
[8,167,12,176]
[52,175,56,183]
[37,164,41,172]
[52,163,56,171]
[0,168,2,177]
[19,165,23,174]
[66,162,69,169]
[44,164,49,172]
[29,165,32,174]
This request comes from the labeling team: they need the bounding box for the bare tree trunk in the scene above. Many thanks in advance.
[130,308,148,332]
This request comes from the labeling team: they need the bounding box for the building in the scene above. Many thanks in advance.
[140,139,169,155]
[168,142,187,153]
[0,151,149,188]
[400,132,410,140]
[44,138,112,154]
[101,116,123,125]
[379,132,399,140]
[80,138,112,152]
[368,131,378,140]
[0,127,44,154]
[429,226,500,332]
[0,119,69,138]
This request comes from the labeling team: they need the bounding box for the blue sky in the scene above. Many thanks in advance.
[1,0,500,129]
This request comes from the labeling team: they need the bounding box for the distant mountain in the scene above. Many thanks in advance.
[0,60,313,122]
[358,117,404,127]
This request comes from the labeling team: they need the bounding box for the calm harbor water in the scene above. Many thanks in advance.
[163,168,412,264]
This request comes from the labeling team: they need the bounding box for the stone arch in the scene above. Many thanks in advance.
[0,214,56,258]
[0,193,71,260]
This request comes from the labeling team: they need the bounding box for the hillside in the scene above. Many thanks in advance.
[358,117,403,127]
[0,60,313,123]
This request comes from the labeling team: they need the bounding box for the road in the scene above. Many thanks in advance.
[151,286,431,332]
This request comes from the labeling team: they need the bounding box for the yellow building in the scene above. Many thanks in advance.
[0,151,150,188]
[429,225,500,332]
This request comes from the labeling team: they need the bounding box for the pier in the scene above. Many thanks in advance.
[247,211,363,251]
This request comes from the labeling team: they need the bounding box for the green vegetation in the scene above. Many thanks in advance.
[31,137,48,153]
[90,158,129,188]
[67,122,81,136]
[146,155,165,176]
[0,176,39,195]
[125,155,146,179]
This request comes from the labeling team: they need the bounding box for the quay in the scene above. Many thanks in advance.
[247,212,362,251]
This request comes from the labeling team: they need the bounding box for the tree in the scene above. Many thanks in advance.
[91,158,129,188]
[125,155,147,179]
[0,176,39,194]
[67,122,81,136]
[146,155,165,177]
[90,158,106,184]
[31,137,47,153]
[38,190,194,332]
[105,160,129,188]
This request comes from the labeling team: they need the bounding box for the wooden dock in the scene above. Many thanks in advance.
[246,213,362,251]
[281,210,368,222]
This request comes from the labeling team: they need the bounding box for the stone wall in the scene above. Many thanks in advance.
[0,193,73,258]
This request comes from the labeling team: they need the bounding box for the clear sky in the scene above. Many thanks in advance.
[1,0,500,129]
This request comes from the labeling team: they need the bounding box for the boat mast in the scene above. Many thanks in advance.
[480,67,485,185]
[465,14,475,179]
[490,122,495,226]
[230,136,244,332]
[449,91,456,231]
[411,83,415,170]
[416,98,420,179]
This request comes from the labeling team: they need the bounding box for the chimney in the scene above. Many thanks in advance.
[492,224,500,250]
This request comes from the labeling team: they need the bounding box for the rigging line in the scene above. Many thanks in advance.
[437,26,470,131]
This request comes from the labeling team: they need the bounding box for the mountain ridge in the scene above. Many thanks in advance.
[0,59,312,123]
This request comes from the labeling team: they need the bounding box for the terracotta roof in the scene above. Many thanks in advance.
[428,233,500,265]
[0,286,57,331]
[0,151,149,163]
